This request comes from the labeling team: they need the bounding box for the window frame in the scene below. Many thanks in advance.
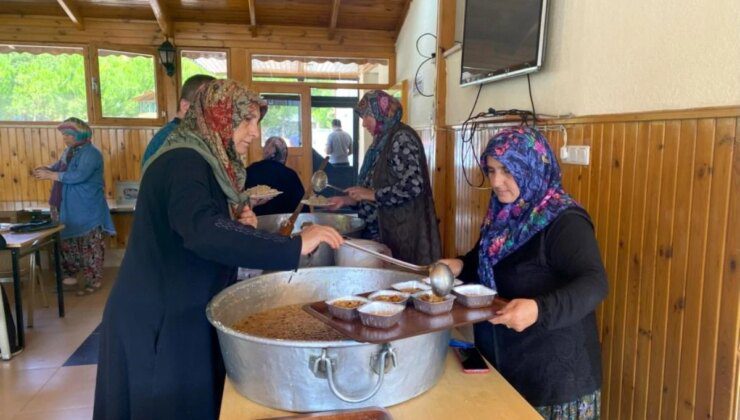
[177,47,230,88]
[0,41,93,125]
[89,44,166,126]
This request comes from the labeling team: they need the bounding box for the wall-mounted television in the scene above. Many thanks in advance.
[460,0,549,87]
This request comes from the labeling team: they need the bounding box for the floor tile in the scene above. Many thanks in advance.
[11,406,93,420]
[20,365,97,413]
[0,367,56,419]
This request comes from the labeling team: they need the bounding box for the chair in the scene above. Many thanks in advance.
[0,248,49,328]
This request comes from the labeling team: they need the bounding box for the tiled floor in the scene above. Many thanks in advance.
[1,266,116,420]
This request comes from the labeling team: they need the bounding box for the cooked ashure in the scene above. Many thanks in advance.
[233,304,348,341]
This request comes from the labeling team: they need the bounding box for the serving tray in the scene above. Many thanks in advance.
[303,294,507,344]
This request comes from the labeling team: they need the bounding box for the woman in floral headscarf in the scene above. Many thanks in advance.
[33,117,115,295]
[438,127,608,420]
[328,90,441,265]
[93,80,342,420]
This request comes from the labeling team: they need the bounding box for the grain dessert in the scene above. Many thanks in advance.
[233,304,348,341]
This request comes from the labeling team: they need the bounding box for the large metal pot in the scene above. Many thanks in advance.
[207,267,450,412]
[256,213,365,267]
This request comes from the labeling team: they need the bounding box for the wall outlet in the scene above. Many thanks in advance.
[560,145,590,165]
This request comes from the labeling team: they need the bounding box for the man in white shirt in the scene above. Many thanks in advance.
[325,119,352,166]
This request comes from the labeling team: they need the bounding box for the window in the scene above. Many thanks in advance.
[97,49,159,119]
[251,55,390,85]
[180,50,227,85]
[261,94,302,146]
[0,44,87,121]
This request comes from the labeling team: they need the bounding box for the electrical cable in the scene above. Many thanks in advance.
[527,74,536,123]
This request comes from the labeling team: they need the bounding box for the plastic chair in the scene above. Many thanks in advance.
[0,247,49,328]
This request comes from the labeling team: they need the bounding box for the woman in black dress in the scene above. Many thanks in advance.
[439,127,608,419]
[93,80,342,420]
[245,136,305,216]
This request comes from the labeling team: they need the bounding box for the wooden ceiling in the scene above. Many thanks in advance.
[2,0,412,37]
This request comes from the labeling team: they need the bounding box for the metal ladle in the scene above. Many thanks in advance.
[341,239,455,297]
[311,170,345,194]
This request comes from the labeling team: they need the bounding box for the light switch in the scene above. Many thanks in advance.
[559,145,590,165]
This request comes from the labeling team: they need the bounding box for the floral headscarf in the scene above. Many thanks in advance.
[477,127,579,291]
[262,136,288,164]
[356,90,403,185]
[142,79,267,217]
[49,117,93,208]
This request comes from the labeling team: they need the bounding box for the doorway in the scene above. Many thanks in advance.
[310,94,359,193]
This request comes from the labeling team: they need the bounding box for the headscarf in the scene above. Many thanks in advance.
[49,117,92,208]
[477,127,579,291]
[142,79,267,218]
[262,136,288,164]
[356,90,403,186]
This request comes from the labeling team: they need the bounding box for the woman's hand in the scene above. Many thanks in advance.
[237,206,258,228]
[489,299,538,332]
[436,258,464,277]
[299,225,344,255]
[345,187,376,202]
[33,168,58,181]
[326,195,357,211]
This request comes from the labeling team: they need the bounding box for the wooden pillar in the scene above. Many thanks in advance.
[435,0,456,256]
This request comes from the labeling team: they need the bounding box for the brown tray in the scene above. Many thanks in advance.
[303,294,508,344]
[261,406,392,419]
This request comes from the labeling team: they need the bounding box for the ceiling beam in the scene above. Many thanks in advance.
[248,0,257,37]
[148,0,173,38]
[328,0,341,40]
[56,0,84,30]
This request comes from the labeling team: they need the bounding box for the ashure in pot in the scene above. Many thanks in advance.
[206,267,450,412]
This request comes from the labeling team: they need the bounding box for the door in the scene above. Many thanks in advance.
[310,95,359,191]
[251,84,312,189]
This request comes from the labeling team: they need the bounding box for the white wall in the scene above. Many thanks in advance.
[397,0,740,127]
[395,0,439,127]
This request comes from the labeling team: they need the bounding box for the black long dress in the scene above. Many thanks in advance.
[245,159,305,216]
[459,208,607,407]
[93,149,302,420]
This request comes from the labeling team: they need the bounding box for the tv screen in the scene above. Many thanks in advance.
[460,0,549,86]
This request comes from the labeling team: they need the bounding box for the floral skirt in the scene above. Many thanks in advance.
[536,390,601,420]
[61,226,106,288]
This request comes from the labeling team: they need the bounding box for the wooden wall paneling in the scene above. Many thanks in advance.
[660,119,698,420]
[595,123,614,337]
[600,122,626,417]
[9,128,20,202]
[0,127,10,201]
[99,129,114,199]
[34,128,45,200]
[606,122,638,420]
[694,117,736,419]
[676,118,716,419]
[645,120,681,420]
[713,118,739,420]
[18,128,30,201]
[619,121,651,419]
[631,122,666,420]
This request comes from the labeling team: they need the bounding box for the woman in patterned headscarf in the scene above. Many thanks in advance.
[33,117,116,295]
[94,80,342,420]
[327,90,441,265]
[245,136,306,215]
[437,127,608,419]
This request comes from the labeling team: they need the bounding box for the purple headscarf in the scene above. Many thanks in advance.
[477,127,579,291]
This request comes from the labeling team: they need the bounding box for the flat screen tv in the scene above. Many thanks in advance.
[460,0,549,87]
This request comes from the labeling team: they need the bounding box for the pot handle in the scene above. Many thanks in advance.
[311,344,395,403]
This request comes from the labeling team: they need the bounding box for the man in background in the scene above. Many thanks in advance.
[325,119,352,166]
[141,74,215,167]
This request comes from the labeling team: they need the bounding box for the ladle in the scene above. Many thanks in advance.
[341,239,454,297]
[311,170,345,194]
[278,158,331,236]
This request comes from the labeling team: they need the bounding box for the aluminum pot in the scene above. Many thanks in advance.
[256,213,365,267]
[334,239,392,269]
[206,267,450,412]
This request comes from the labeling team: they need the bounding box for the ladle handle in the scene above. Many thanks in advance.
[326,184,345,193]
[341,239,427,273]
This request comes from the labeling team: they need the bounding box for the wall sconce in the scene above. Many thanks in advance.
[158,39,176,77]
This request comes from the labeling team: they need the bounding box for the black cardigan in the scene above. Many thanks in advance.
[459,208,608,406]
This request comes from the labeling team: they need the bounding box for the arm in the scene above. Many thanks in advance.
[534,211,609,330]
[57,148,100,185]
[325,136,333,155]
[166,152,302,270]
[374,131,425,207]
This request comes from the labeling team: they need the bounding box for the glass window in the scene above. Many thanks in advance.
[252,55,389,84]
[0,44,87,121]
[98,49,158,119]
[311,87,359,97]
[180,50,227,85]
[261,94,302,146]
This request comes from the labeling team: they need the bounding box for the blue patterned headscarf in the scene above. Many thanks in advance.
[356,90,403,186]
[477,127,579,291]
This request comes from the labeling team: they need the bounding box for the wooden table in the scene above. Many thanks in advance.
[220,352,542,419]
[1,225,65,351]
